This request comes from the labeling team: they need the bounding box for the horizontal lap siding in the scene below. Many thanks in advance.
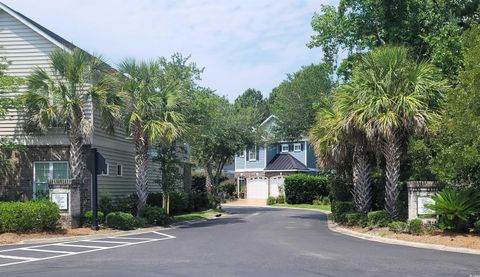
[92,108,161,198]
[0,10,70,145]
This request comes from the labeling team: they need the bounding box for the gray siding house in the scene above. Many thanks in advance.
[0,3,167,202]
[234,115,317,199]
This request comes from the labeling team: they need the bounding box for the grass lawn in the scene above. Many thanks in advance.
[172,210,222,222]
[272,203,331,212]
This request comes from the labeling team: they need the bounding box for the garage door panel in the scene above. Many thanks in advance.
[247,177,268,199]
[269,175,284,198]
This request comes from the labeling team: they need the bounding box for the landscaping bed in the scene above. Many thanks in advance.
[173,209,223,222]
[0,227,119,244]
[340,225,480,250]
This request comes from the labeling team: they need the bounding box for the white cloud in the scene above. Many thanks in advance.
[3,0,338,101]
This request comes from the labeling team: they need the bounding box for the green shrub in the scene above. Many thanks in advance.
[0,201,60,233]
[99,195,115,215]
[408,219,423,235]
[266,196,276,205]
[426,188,480,232]
[345,213,366,227]
[388,221,408,233]
[170,192,189,214]
[219,180,237,199]
[284,174,328,204]
[367,210,391,227]
[276,195,285,204]
[138,206,169,226]
[82,211,105,227]
[313,196,330,205]
[105,212,137,230]
[115,194,138,215]
[189,192,211,211]
[332,201,354,223]
[328,176,353,203]
[147,193,163,207]
[474,219,480,233]
[192,174,207,192]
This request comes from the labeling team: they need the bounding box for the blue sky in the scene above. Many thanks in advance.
[4,0,337,101]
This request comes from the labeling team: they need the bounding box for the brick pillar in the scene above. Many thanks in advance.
[49,179,83,228]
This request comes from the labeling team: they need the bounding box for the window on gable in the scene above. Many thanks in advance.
[248,147,257,161]
[294,143,301,152]
[281,144,289,152]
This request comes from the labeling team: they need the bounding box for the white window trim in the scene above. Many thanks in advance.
[101,162,110,176]
[116,164,123,177]
[281,144,289,152]
[294,143,301,152]
[248,147,257,161]
[239,151,245,158]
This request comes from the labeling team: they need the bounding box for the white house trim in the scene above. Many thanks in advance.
[264,144,267,168]
[304,141,308,165]
[259,115,279,127]
[235,168,265,173]
[0,3,71,52]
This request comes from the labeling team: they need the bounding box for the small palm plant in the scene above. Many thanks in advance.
[426,188,480,231]
[22,48,120,182]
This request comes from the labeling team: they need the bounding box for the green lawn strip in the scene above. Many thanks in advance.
[172,210,222,222]
[271,203,331,212]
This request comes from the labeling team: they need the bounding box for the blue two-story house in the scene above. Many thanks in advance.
[234,115,317,199]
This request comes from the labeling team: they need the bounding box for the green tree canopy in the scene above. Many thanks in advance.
[309,0,480,79]
[234,88,269,124]
[269,63,332,140]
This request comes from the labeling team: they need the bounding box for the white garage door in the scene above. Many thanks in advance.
[247,176,269,199]
[269,175,284,198]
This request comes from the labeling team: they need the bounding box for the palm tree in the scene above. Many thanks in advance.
[344,46,448,218]
[116,59,186,210]
[310,94,372,215]
[22,48,120,182]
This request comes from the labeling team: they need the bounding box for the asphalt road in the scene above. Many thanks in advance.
[0,206,479,277]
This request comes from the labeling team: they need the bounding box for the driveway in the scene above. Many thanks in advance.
[0,206,478,277]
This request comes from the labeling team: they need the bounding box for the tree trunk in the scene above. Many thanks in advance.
[205,164,220,209]
[383,132,401,219]
[352,139,372,215]
[134,133,149,211]
[69,123,85,181]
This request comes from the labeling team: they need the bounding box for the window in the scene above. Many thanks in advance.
[117,164,123,176]
[281,144,289,152]
[294,143,301,152]
[248,147,257,161]
[33,161,69,198]
[101,163,110,176]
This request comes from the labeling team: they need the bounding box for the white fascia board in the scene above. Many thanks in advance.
[0,3,71,52]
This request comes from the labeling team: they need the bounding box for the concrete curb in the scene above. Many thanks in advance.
[328,221,480,256]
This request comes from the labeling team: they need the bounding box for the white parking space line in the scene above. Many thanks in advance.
[0,231,175,268]
[0,255,37,261]
[17,248,75,255]
[55,244,107,249]
[86,240,132,244]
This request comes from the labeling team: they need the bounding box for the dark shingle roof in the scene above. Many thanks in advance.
[265,153,308,171]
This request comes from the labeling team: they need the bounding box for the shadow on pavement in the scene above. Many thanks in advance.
[177,217,246,229]
[288,213,328,221]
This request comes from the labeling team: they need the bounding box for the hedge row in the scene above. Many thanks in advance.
[0,201,60,233]
[284,174,329,204]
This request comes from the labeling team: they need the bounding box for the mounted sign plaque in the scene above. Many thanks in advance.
[417,196,434,215]
[51,193,69,211]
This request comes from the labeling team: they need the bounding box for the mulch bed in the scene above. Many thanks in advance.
[0,228,119,244]
[345,226,480,250]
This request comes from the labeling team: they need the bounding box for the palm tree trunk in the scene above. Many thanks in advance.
[134,133,149,211]
[383,132,401,219]
[352,139,372,215]
[69,123,84,181]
